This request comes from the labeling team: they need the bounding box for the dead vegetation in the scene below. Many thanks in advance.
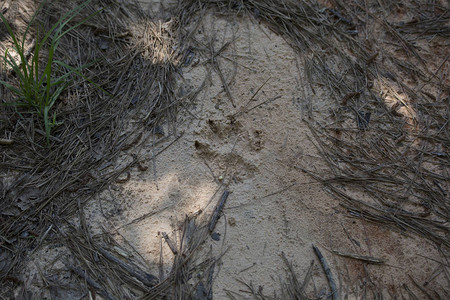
[0,0,448,298]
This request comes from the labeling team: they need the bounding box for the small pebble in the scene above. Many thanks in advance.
[211,232,220,241]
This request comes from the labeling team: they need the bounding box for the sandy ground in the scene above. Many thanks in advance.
[77,5,447,298]
[9,1,447,299]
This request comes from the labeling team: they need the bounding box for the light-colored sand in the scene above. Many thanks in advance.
[81,6,446,298]
[18,2,447,298]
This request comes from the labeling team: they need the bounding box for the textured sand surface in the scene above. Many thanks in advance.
[81,5,446,297]
[14,1,447,298]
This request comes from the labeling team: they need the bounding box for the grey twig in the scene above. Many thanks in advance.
[209,190,230,232]
[313,244,339,300]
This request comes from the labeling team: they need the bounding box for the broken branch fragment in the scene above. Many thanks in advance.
[208,190,230,233]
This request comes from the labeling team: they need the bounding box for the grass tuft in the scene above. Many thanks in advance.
[0,0,97,144]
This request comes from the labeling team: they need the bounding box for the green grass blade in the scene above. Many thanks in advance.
[1,0,100,145]
[47,84,66,110]
[33,27,41,82]
[0,12,29,79]
[41,0,93,48]
[4,51,25,80]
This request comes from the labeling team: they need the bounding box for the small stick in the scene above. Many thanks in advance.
[238,262,256,274]
[0,138,14,145]
[161,232,178,254]
[208,190,230,232]
[245,95,282,114]
[98,248,158,288]
[313,244,339,300]
[243,77,272,108]
[208,39,235,107]
[158,234,164,281]
[200,41,232,65]
[260,182,296,199]
[215,60,235,107]
[206,261,215,298]
[332,250,386,264]
[232,77,272,118]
